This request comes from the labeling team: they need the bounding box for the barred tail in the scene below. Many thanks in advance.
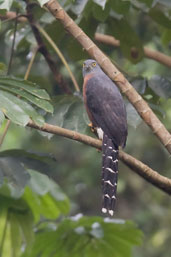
[101,134,119,216]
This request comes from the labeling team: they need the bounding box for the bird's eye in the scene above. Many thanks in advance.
[92,62,96,67]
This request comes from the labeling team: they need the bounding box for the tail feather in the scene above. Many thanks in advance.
[102,134,119,216]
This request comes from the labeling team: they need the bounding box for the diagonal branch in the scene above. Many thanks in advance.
[95,33,171,68]
[27,120,171,195]
[45,0,171,155]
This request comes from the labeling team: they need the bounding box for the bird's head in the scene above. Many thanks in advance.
[82,59,100,77]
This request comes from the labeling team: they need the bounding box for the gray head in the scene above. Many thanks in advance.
[82,59,101,78]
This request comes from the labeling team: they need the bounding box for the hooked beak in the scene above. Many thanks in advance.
[84,65,91,72]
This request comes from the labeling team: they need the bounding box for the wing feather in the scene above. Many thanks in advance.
[86,74,127,147]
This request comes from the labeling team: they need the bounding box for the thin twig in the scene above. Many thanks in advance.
[27,120,171,195]
[36,24,80,92]
[0,120,11,147]
[6,10,18,75]
[24,47,38,80]
[45,0,171,155]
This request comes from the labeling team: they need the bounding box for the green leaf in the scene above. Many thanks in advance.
[161,28,171,46]
[23,174,70,223]
[149,7,171,29]
[44,95,89,139]
[0,90,45,126]
[0,0,13,11]
[92,2,110,22]
[0,76,50,100]
[0,195,34,254]
[93,0,107,9]
[148,75,171,99]
[0,63,7,75]
[0,110,5,126]
[23,216,143,257]
[0,149,58,177]
[108,18,144,63]
[110,0,130,15]
[0,156,30,197]
[0,85,53,113]
[9,213,22,257]
[0,91,30,126]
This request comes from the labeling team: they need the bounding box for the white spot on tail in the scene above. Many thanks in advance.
[105,180,114,187]
[112,195,116,199]
[108,146,113,149]
[104,194,110,198]
[107,156,113,160]
[102,208,107,213]
[106,167,115,173]
[97,128,104,140]
[109,210,114,216]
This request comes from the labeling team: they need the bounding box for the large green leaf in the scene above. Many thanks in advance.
[0,149,58,177]
[22,216,143,257]
[0,85,53,113]
[43,95,89,139]
[23,170,70,222]
[0,76,50,100]
[0,76,53,126]
[0,90,44,126]
[108,18,144,63]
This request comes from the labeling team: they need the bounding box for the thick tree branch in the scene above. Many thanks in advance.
[0,12,27,22]
[27,120,171,195]
[45,0,171,155]
[26,1,71,94]
[95,33,171,68]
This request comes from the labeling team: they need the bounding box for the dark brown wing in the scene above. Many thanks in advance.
[86,74,127,147]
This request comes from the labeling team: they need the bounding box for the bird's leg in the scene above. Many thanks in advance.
[88,122,96,133]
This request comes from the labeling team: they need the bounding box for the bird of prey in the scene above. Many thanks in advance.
[82,59,127,216]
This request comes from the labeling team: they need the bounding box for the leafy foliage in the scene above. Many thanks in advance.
[0,76,53,126]
[0,0,171,257]
[23,216,143,257]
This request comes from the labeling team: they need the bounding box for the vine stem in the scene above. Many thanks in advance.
[36,24,80,92]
